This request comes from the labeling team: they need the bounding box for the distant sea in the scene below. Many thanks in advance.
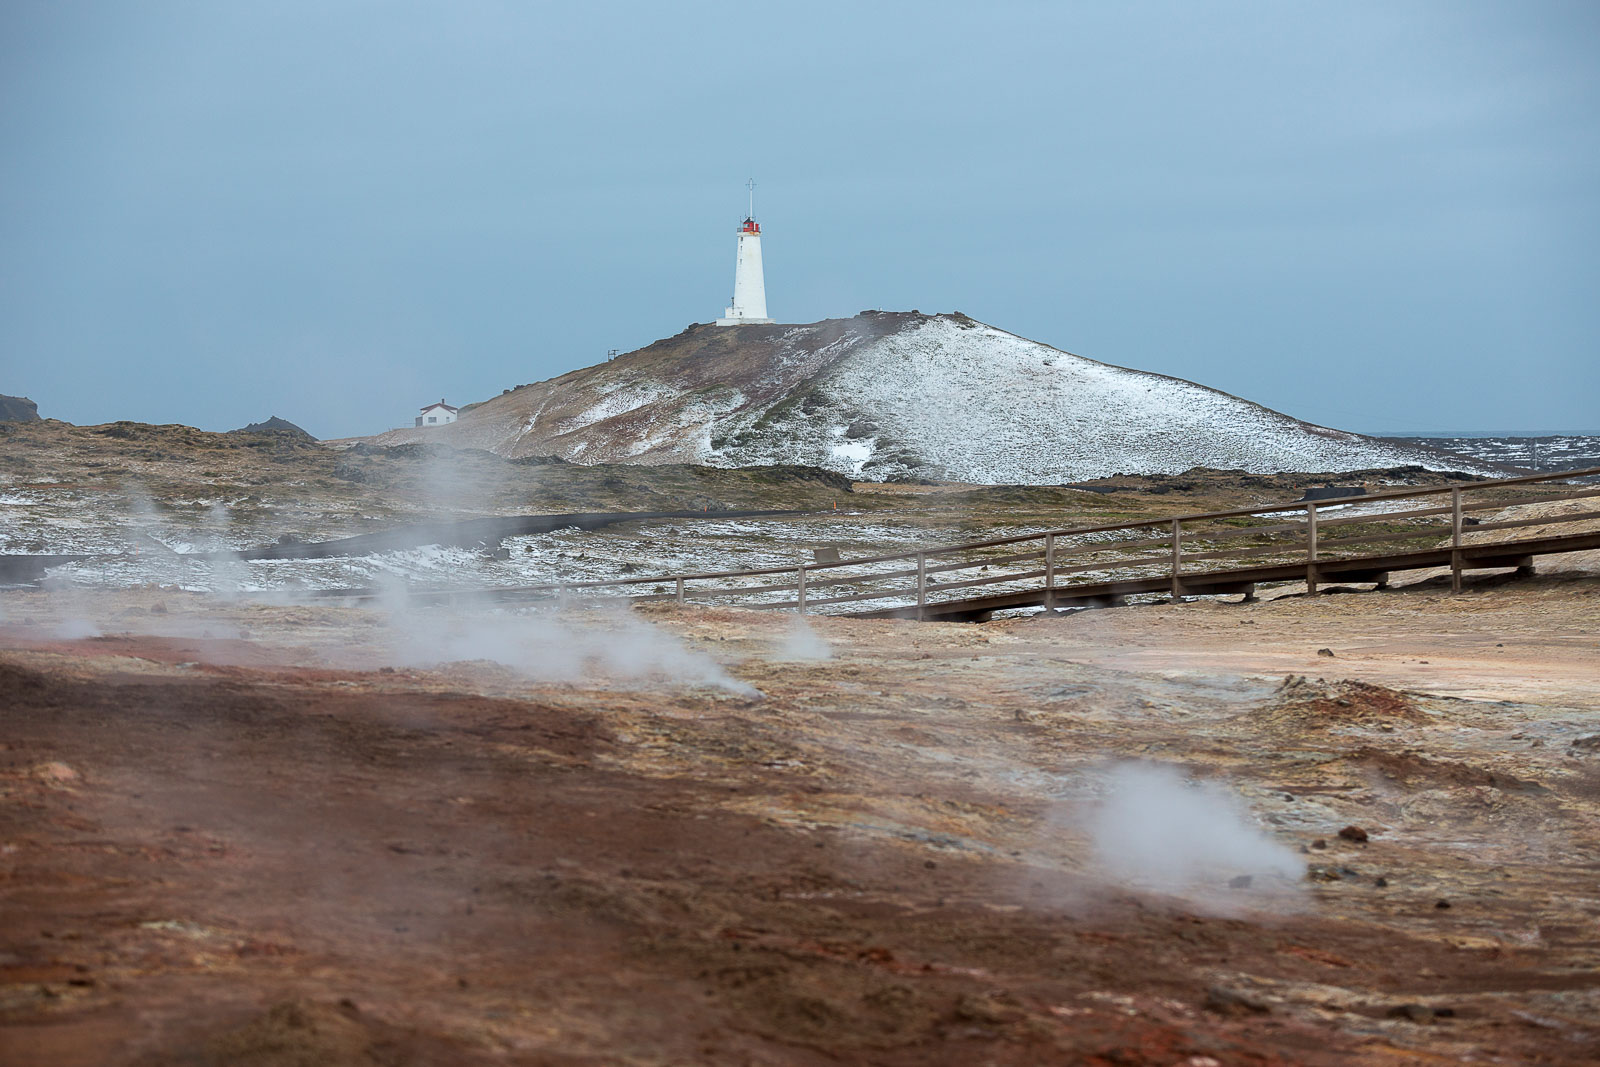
[1383,430,1599,439]
[1379,432,1600,474]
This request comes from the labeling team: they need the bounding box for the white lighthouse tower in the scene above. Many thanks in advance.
[715,179,774,325]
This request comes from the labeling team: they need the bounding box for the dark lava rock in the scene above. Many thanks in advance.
[1338,825,1370,843]
[0,555,91,585]
[0,394,40,422]
[1301,485,1367,501]
[1387,1003,1435,1023]
[230,415,316,441]
[953,992,1024,1025]
[1204,986,1270,1016]
[1569,735,1600,756]
[332,461,371,483]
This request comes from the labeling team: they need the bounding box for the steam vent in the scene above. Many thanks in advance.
[715,179,774,325]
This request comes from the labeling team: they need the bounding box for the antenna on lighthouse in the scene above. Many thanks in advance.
[747,177,756,220]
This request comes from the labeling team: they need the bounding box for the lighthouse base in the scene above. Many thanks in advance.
[715,317,775,326]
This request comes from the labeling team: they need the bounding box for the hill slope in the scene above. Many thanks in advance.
[371,312,1478,482]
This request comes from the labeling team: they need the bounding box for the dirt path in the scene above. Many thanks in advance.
[1023,573,1600,706]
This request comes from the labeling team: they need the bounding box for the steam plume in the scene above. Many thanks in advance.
[1081,762,1304,912]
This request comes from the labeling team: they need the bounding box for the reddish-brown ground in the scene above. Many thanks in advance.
[3,571,1599,1064]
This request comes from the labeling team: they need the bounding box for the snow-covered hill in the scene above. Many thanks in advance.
[369,312,1484,482]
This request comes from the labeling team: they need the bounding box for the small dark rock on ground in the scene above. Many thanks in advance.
[1205,986,1271,1016]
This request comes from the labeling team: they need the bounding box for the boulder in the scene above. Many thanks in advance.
[0,394,40,422]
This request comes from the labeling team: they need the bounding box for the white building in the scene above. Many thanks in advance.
[715,180,774,325]
[415,400,458,427]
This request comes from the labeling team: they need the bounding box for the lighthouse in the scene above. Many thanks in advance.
[715,179,774,325]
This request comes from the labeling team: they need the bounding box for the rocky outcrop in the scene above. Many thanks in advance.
[230,416,315,441]
[0,394,40,422]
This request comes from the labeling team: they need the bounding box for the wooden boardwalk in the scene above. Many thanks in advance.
[850,528,1600,621]
[318,466,1600,619]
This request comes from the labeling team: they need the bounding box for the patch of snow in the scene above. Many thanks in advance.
[829,440,874,476]
[563,383,678,431]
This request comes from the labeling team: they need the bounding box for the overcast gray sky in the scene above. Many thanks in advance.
[3,1,1597,438]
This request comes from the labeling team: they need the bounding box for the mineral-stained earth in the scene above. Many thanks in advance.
[3,564,1598,1065]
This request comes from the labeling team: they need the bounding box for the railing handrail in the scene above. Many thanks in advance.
[301,465,1597,605]
[519,463,1600,595]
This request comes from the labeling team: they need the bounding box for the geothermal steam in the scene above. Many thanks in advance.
[775,617,832,661]
[1083,762,1304,910]
[374,591,759,696]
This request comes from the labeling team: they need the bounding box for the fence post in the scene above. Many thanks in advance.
[1306,503,1319,596]
[796,566,807,614]
[1450,487,1463,594]
[1044,533,1056,610]
[1169,519,1183,601]
[674,576,684,604]
[916,552,927,621]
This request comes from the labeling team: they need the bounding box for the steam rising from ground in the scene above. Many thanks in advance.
[774,617,832,661]
[50,617,103,640]
[371,591,759,696]
[1080,762,1305,913]
[9,579,758,696]
[10,459,734,691]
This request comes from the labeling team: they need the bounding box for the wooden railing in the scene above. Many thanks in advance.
[463,466,1600,615]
